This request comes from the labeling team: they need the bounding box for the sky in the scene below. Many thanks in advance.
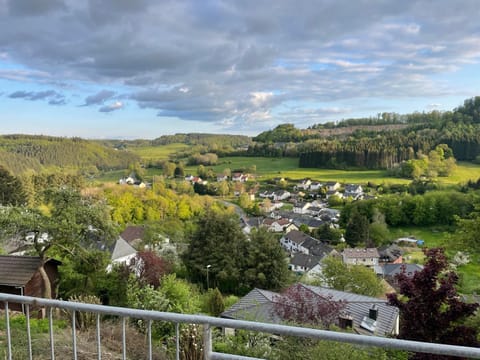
[0,0,479,139]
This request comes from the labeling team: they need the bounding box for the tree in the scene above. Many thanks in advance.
[0,166,26,206]
[245,228,291,291]
[318,256,384,297]
[387,248,479,359]
[0,188,117,299]
[344,209,369,246]
[162,161,176,178]
[133,251,172,289]
[273,283,346,328]
[182,210,249,294]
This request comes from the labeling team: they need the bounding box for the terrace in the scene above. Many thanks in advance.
[0,292,479,360]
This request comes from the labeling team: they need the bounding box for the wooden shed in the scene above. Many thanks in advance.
[0,255,61,312]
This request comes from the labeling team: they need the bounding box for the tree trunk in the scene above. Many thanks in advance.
[38,263,52,299]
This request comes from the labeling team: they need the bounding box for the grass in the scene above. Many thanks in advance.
[388,226,480,294]
[129,143,190,161]
[0,314,168,360]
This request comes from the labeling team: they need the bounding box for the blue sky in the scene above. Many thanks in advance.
[0,0,479,139]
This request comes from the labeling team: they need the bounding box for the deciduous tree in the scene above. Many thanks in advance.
[387,248,479,359]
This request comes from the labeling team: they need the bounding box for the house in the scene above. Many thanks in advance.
[221,284,399,337]
[262,218,295,233]
[342,248,380,267]
[325,181,341,192]
[289,253,323,273]
[259,190,275,198]
[232,173,249,182]
[119,226,145,249]
[108,237,137,271]
[292,216,324,232]
[272,190,291,201]
[378,244,403,264]
[293,202,311,214]
[216,174,228,182]
[280,230,334,257]
[326,190,342,199]
[306,206,323,217]
[108,226,145,269]
[375,263,423,290]
[309,182,322,191]
[296,179,311,190]
[344,184,363,199]
[0,256,61,311]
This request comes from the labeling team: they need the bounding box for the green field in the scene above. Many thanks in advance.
[129,143,190,161]
[96,154,480,186]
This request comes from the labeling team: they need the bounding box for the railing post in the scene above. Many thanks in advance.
[5,301,11,360]
[203,324,212,360]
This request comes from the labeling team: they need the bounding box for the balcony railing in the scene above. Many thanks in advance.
[1,292,480,360]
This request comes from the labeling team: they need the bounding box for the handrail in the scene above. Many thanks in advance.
[1,292,479,359]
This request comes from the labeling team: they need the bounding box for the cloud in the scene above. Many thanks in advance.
[8,89,66,104]
[99,101,124,112]
[83,90,116,106]
[1,0,479,129]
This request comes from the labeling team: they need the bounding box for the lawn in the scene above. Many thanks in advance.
[388,226,480,294]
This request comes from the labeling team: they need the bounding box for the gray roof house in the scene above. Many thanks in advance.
[222,284,399,337]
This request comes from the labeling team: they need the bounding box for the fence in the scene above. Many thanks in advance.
[1,292,480,360]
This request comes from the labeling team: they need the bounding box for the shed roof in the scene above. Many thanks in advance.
[0,256,59,287]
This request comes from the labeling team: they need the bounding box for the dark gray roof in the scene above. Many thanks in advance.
[380,263,423,277]
[290,253,322,269]
[0,256,59,287]
[302,285,399,336]
[378,244,403,262]
[284,230,314,245]
[221,288,282,323]
[222,284,399,337]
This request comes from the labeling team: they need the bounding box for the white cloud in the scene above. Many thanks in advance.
[99,101,123,112]
[0,0,479,130]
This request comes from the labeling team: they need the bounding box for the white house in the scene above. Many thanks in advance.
[342,248,380,267]
[344,184,364,199]
[273,190,291,201]
[325,181,341,191]
[310,182,323,191]
[296,179,312,190]
[293,202,311,214]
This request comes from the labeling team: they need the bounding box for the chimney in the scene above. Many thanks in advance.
[369,304,378,320]
[338,313,353,329]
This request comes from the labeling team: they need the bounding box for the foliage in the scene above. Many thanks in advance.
[132,251,172,289]
[274,337,409,360]
[183,209,249,294]
[183,211,290,294]
[201,288,225,316]
[318,256,384,297]
[0,134,140,175]
[344,209,369,246]
[273,283,346,328]
[0,165,26,206]
[68,294,102,330]
[245,228,292,291]
[0,188,117,298]
[215,329,273,359]
[387,248,479,359]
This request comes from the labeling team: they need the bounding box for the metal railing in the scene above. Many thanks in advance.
[1,292,480,360]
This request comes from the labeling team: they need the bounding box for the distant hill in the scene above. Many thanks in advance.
[0,135,140,175]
